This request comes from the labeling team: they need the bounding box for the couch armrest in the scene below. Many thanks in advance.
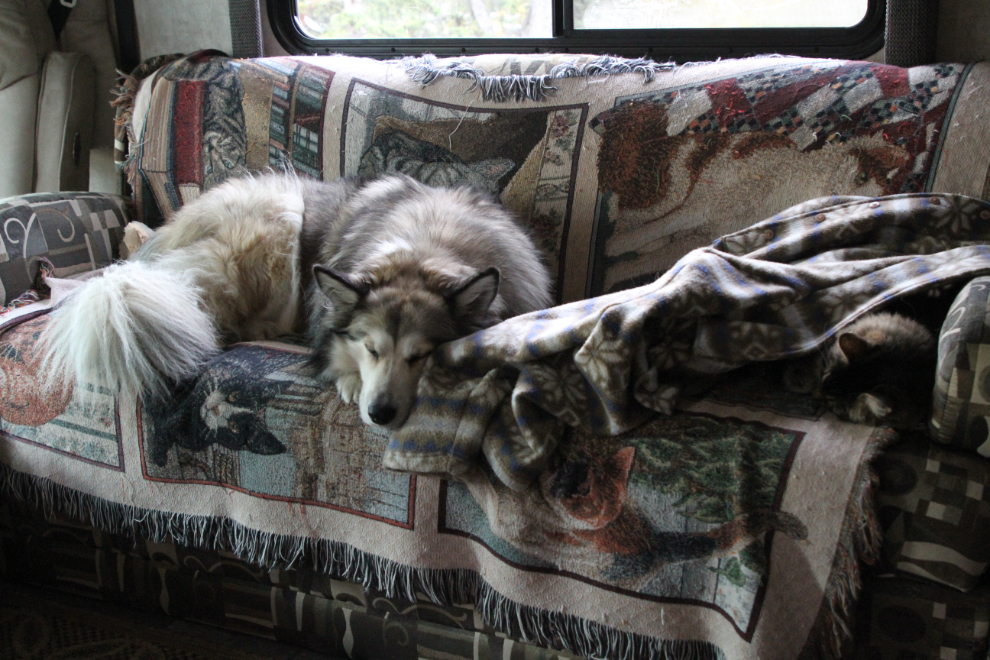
[0,191,129,307]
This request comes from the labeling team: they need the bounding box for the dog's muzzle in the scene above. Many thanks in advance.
[368,401,397,426]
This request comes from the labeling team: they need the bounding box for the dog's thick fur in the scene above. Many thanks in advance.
[40,173,552,427]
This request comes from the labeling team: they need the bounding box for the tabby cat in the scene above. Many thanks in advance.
[784,311,937,428]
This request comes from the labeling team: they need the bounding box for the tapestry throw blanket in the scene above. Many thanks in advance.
[123,52,990,304]
[3,193,990,660]
[0,325,881,660]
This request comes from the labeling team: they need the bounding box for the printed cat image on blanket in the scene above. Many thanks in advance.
[465,441,808,592]
[540,446,808,581]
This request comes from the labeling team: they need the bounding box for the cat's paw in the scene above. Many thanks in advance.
[336,373,362,404]
[841,392,893,425]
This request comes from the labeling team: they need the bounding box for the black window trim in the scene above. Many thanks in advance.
[268,0,885,62]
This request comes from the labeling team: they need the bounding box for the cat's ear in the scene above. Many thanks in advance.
[838,332,873,362]
[860,393,893,420]
[609,447,636,484]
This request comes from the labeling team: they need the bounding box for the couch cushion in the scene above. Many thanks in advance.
[123,52,584,298]
[875,432,990,591]
[931,276,990,454]
[0,76,41,198]
[0,192,127,306]
[0,304,887,660]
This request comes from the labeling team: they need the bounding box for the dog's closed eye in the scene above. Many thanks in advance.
[366,345,379,359]
[407,352,430,364]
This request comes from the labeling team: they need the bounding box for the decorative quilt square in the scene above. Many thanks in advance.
[137,340,415,527]
[133,53,335,225]
[0,315,123,469]
[339,78,587,295]
[440,409,808,637]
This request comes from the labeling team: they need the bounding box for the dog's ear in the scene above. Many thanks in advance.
[447,267,499,328]
[314,265,368,315]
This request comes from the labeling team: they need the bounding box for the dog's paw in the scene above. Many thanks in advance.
[336,373,362,404]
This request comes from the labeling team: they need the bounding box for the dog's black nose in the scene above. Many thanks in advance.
[368,403,396,426]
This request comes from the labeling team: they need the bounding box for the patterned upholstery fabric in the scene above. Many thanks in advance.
[0,500,581,660]
[0,192,127,306]
[875,432,990,591]
[931,276,990,454]
[853,573,990,660]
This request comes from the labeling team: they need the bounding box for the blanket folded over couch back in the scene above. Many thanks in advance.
[4,51,990,660]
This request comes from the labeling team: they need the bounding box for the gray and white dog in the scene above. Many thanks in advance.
[40,173,552,428]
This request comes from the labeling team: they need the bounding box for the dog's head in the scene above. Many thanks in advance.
[310,264,500,428]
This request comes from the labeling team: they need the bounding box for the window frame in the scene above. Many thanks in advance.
[267,0,886,61]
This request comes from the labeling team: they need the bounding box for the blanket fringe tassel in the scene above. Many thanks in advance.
[111,53,185,190]
[2,462,731,660]
[810,429,892,659]
[400,54,678,102]
[400,53,801,103]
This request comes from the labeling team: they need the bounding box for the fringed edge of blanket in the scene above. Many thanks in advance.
[111,53,185,188]
[399,53,805,102]
[400,54,677,102]
[807,427,894,660]
[0,463,726,660]
[0,257,54,315]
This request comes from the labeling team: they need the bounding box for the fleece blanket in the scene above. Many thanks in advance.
[2,193,990,660]
[388,193,990,489]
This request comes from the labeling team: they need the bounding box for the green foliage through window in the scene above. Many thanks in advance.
[297,0,551,39]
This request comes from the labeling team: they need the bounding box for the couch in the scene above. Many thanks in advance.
[3,50,990,660]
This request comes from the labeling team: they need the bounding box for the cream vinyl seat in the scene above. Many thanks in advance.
[0,0,120,198]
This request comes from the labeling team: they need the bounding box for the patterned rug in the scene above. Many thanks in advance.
[0,582,336,660]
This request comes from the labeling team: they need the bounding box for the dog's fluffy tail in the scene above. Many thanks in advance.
[39,260,220,400]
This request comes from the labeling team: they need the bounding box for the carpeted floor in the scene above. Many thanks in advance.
[0,581,340,660]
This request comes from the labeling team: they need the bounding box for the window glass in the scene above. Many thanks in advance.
[575,0,869,29]
[295,0,554,39]
[276,0,885,61]
[295,0,870,41]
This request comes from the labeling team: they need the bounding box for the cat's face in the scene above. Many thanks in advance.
[821,328,935,428]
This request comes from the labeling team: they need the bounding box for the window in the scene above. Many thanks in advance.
[295,0,554,39]
[269,0,885,60]
[574,0,869,29]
